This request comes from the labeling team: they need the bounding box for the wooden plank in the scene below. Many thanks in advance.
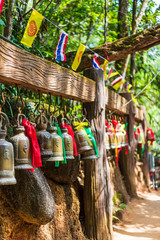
[135,106,144,121]
[0,36,96,102]
[0,36,138,118]
[106,88,129,115]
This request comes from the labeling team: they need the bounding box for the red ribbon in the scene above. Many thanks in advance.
[116,147,122,167]
[60,123,78,156]
[0,0,4,14]
[147,128,155,145]
[21,118,42,172]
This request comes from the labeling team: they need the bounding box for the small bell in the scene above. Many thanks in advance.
[0,112,16,185]
[147,129,152,141]
[109,127,116,149]
[61,127,74,160]
[10,114,33,170]
[121,126,128,147]
[105,128,110,150]
[81,146,98,160]
[74,129,92,153]
[36,114,53,161]
[47,118,64,162]
[115,124,122,148]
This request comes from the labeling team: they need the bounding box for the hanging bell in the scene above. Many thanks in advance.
[109,126,116,149]
[61,127,74,160]
[0,112,16,185]
[10,114,33,170]
[147,129,152,141]
[74,129,92,153]
[106,127,110,150]
[115,124,122,148]
[82,148,98,160]
[121,125,128,147]
[36,113,53,161]
[47,117,64,162]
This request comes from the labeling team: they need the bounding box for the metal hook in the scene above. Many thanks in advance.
[35,92,45,114]
[0,91,5,112]
[16,88,25,114]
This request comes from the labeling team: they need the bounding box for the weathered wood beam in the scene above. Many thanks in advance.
[66,23,160,72]
[0,36,95,102]
[0,36,146,120]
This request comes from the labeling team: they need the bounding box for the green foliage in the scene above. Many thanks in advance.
[112,193,130,221]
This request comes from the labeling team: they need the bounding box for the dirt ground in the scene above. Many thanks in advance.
[113,190,160,240]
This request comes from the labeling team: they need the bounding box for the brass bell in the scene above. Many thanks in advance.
[61,127,74,160]
[36,114,53,161]
[0,112,16,185]
[47,117,64,162]
[74,129,92,153]
[10,114,33,170]
[121,125,128,147]
[81,141,98,160]
[106,128,110,150]
[115,124,122,148]
[137,125,142,144]
[109,126,116,149]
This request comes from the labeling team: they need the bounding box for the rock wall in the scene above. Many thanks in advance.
[0,173,88,240]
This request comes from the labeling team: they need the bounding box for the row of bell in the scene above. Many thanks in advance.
[105,126,128,150]
[0,113,98,185]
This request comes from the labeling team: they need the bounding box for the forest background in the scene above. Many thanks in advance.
[0,0,160,154]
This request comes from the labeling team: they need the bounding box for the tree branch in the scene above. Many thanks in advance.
[65,23,160,72]
[133,0,149,34]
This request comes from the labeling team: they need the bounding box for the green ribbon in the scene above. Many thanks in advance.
[125,122,128,131]
[84,127,99,157]
[53,122,67,167]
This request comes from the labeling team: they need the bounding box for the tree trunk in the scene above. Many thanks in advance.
[121,0,149,79]
[66,23,160,72]
[104,0,109,43]
[83,68,112,240]
[115,0,129,73]
[119,93,137,197]
[4,0,15,40]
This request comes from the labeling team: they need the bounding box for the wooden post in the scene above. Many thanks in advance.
[83,68,113,240]
[140,106,150,190]
[119,93,137,197]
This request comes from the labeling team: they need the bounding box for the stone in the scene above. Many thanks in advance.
[1,168,55,225]
[42,156,80,184]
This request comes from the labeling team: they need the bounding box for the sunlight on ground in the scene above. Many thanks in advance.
[113,191,160,240]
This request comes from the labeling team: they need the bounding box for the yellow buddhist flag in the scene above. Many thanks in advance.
[21,9,44,47]
[71,44,86,71]
[109,71,119,79]
[102,59,108,78]
[112,79,126,91]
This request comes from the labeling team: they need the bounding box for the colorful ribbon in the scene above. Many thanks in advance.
[54,122,67,166]
[73,121,92,146]
[60,122,78,156]
[84,127,99,157]
[21,118,42,172]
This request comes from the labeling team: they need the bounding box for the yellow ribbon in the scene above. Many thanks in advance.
[73,121,92,146]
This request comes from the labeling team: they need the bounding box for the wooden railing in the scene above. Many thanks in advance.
[0,36,143,121]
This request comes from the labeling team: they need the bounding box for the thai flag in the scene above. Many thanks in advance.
[55,30,68,61]
[93,54,103,70]
[0,0,5,14]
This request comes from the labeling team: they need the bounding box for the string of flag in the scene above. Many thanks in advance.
[17,0,128,92]
[106,71,160,117]
[1,0,158,114]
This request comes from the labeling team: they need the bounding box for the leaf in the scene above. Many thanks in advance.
[0,19,5,27]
